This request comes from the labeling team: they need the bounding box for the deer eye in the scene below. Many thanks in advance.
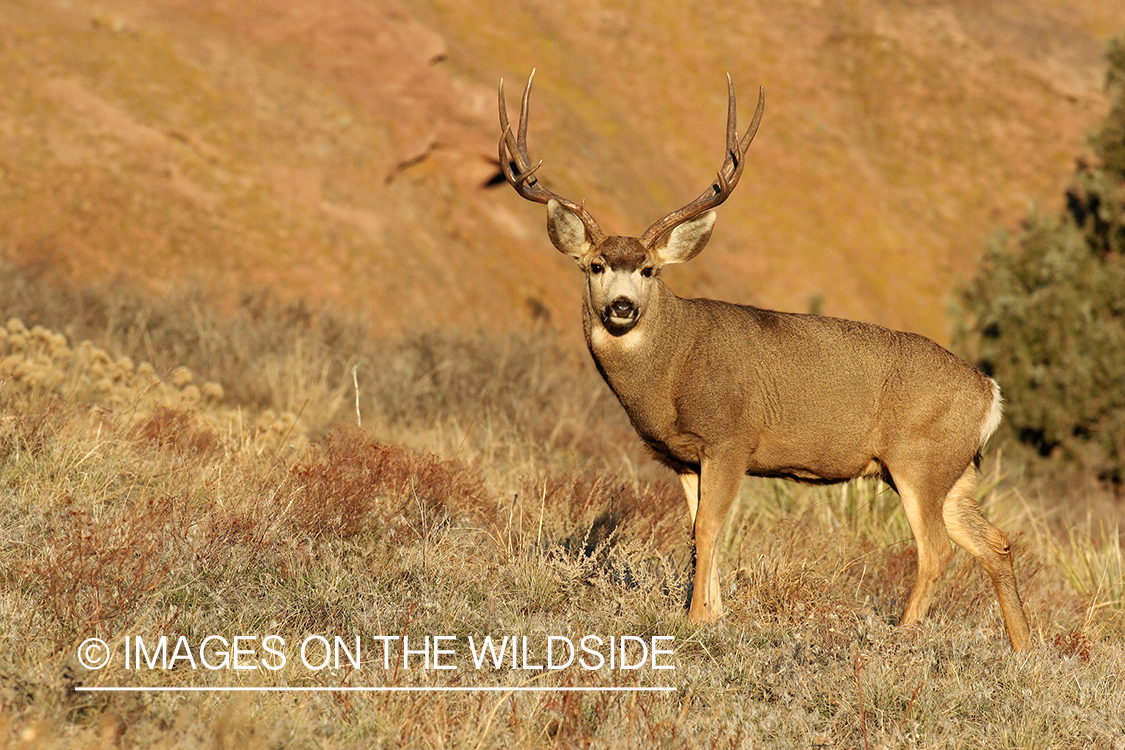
[590,263,605,275]
[640,267,655,278]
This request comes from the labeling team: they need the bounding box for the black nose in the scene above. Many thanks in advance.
[609,297,637,319]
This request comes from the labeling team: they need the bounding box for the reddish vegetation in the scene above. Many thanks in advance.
[288,426,488,540]
[1051,629,1093,661]
[0,0,1122,343]
[136,406,220,455]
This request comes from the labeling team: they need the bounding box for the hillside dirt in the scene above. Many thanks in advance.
[0,0,1121,344]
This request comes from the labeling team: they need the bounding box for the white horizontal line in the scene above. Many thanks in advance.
[76,686,676,693]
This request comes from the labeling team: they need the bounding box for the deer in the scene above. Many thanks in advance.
[497,71,1031,652]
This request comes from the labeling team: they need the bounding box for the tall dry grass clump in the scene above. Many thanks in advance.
[1,268,1124,748]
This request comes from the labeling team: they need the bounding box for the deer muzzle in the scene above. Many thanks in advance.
[604,296,639,330]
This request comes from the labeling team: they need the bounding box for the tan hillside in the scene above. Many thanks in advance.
[0,0,1121,342]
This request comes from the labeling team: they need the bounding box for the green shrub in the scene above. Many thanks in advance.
[957,39,1125,481]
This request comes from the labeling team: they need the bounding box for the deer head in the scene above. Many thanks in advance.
[498,71,764,334]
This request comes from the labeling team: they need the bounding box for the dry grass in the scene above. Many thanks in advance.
[1,278,1124,748]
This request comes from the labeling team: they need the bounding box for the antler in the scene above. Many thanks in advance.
[498,70,606,246]
[638,76,764,248]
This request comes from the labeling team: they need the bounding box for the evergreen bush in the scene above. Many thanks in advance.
[957,39,1125,481]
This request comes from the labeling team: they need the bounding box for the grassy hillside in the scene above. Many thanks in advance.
[1,272,1123,747]
[0,0,1121,342]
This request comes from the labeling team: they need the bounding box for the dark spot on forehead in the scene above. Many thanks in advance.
[599,236,649,271]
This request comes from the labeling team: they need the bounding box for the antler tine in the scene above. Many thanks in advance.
[498,71,606,244]
[639,80,765,248]
[724,73,739,162]
[517,69,533,160]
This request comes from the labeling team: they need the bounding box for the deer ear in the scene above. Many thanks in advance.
[547,199,593,258]
[652,211,716,266]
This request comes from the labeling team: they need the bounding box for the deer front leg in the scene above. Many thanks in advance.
[688,456,744,625]
[679,472,700,526]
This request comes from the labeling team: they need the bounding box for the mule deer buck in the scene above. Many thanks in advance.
[498,71,1031,651]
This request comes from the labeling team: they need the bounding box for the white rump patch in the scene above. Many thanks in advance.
[980,378,1003,446]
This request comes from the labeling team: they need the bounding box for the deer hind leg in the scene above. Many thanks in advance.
[942,465,1032,652]
[687,457,743,625]
[896,479,955,628]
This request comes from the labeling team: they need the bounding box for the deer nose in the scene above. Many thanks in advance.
[609,297,637,320]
